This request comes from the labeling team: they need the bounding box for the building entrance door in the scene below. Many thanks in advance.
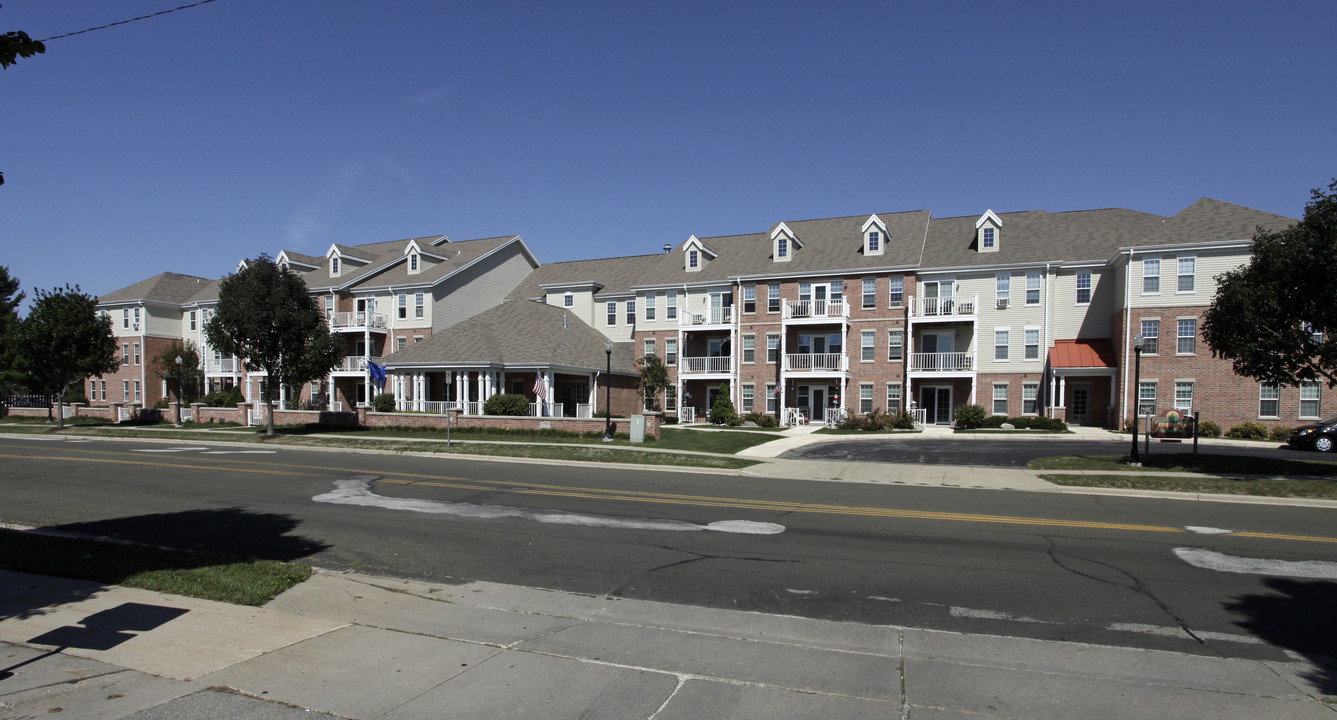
[1071,386,1090,425]
[920,386,952,424]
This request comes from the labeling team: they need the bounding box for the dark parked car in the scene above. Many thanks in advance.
[1288,415,1337,452]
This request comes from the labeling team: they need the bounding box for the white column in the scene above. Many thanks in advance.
[328,378,336,410]
[1049,374,1057,418]
[1058,375,1067,408]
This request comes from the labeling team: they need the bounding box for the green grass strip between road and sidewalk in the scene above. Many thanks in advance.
[0,529,310,606]
[1029,452,1337,477]
[1037,473,1337,500]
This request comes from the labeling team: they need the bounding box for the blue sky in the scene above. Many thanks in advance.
[4,1,1335,309]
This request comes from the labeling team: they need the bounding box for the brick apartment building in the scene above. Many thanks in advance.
[94,196,1330,430]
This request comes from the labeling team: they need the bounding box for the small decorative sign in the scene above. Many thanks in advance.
[1149,409,1194,438]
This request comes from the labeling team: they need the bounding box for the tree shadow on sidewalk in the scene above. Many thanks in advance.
[0,508,328,623]
[1225,578,1337,694]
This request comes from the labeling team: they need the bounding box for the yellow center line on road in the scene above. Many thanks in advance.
[7,446,1337,543]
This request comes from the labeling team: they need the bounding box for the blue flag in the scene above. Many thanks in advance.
[368,362,387,383]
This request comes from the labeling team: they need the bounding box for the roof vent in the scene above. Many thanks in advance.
[663,243,672,254]
[562,312,568,329]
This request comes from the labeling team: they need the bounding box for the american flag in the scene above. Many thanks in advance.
[532,374,547,402]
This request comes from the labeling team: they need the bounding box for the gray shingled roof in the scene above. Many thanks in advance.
[384,299,637,372]
[289,235,522,291]
[1150,198,1294,246]
[99,272,215,304]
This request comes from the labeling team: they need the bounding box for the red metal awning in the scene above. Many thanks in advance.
[1049,339,1117,368]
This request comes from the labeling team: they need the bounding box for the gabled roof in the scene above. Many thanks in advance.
[287,235,530,291]
[99,272,214,305]
[384,299,637,372]
[1148,198,1294,246]
[921,208,1168,269]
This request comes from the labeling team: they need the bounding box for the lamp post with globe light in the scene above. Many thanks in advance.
[174,355,184,427]
[604,340,613,441]
[1129,334,1143,465]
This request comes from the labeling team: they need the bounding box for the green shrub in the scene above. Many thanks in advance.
[980,415,1007,428]
[953,404,987,429]
[1269,425,1293,442]
[62,388,89,405]
[709,388,738,425]
[886,410,916,429]
[1197,420,1221,437]
[741,411,778,427]
[483,393,531,416]
[201,386,245,408]
[1226,421,1267,440]
[372,393,396,413]
[153,398,170,409]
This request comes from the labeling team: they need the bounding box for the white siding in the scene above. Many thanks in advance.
[432,243,537,331]
[1051,268,1114,340]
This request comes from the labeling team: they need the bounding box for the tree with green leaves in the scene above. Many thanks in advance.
[12,285,119,428]
[637,353,669,411]
[1203,180,1337,389]
[1,11,46,187]
[0,265,24,389]
[204,255,343,436]
[151,339,203,406]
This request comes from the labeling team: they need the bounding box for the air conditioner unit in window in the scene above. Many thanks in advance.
[132,323,140,331]
[995,298,1009,310]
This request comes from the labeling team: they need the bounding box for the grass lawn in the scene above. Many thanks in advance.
[1038,473,1337,500]
[0,529,310,606]
[1029,452,1337,477]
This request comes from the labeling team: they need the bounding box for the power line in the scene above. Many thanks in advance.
[38,0,223,42]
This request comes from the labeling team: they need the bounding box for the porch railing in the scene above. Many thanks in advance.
[335,355,383,372]
[782,298,848,320]
[206,357,238,373]
[576,403,593,419]
[530,401,564,417]
[679,406,696,423]
[680,307,733,327]
[910,351,974,372]
[781,407,808,426]
[679,356,732,375]
[783,353,848,372]
[909,294,978,318]
[825,407,848,428]
[329,311,388,329]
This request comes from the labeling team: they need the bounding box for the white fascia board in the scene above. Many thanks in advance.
[596,290,636,300]
[769,222,803,248]
[728,265,920,283]
[1115,239,1252,257]
[540,281,605,292]
[861,214,888,234]
[276,251,319,270]
[975,209,1002,229]
[427,235,451,247]
[683,235,719,259]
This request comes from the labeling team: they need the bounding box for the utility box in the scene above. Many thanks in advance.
[630,414,646,443]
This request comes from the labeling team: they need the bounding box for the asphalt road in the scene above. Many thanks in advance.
[2,434,1336,665]
[785,435,1293,466]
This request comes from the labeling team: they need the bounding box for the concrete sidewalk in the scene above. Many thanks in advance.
[2,567,1335,719]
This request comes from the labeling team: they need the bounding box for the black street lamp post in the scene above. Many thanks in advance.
[1129,334,1143,465]
[603,340,614,441]
[174,355,184,427]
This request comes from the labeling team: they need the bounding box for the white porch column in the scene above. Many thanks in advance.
[1049,374,1057,418]
[328,378,336,410]
[1058,374,1067,408]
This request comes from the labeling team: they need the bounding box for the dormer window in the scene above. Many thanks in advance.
[331,256,341,276]
[769,222,801,263]
[689,249,699,269]
[975,209,1002,254]
[409,253,419,273]
[868,231,880,252]
[682,235,715,273]
[861,215,887,256]
[777,238,788,259]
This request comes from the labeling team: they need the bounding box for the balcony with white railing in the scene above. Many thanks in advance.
[329,311,389,331]
[679,307,734,328]
[782,298,849,323]
[678,356,733,375]
[206,357,239,373]
[908,294,978,321]
[909,351,975,373]
[782,352,849,373]
[332,355,383,373]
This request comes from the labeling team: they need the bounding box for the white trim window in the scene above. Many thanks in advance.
[766,333,780,363]
[1022,382,1039,415]
[776,237,788,259]
[1140,319,1160,355]
[688,249,699,269]
[1142,257,1160,294]
[122,343,130,365]
[1026,271,1041,305]
[414,293,424,319]
[867,231,880,253]
[645,292,656,321]
[994,328,1010,361]
[768,283,781,313]
[1176,318,1196,355]
[992,383,1008,415]
[766,383,778,413]
[1076,271,1092,305]
[397,294,408,319]
[995,273,1010,309]
[742,285,755,313]
[189,310,197,330]
[1177,256,1196,293]
[886,383,902,413]
[982,226,996,249]
[1259,384,1279,418]
[123,380,130,401]
[1024,327,1040,361]
[397,337,406,352]
[1137,381,1157,417]
[123,308,130,329]
[666,291,677,320]
[1300,382,1321,418]
[859,383,874,414]
[626,300,636,326]
[742,334,755,363]
[666,386,677,412]
[665,338,677,366]
[133,343,140,366]
[888,277,904,308]
[861,330,875,361]
[409,253,419,272]
[888,329,903,361]
[606,302,617,326]
[862,278,876,309]
[742,384,755,412]
[644,339,655,358]
[563,293,574,308]
[1174,381,1194,412]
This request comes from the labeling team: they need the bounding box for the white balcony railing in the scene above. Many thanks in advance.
[783,353,849,373]
[909,294,978,318]
[206,357,239,373]
[911,351,975,372]
[576,403,593,419]
[782,298,849,321]
[329,311,388,329]
[680,307,734,327]
[530,402,564,417]
[334,355,383,372]
[679,356,733,375]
